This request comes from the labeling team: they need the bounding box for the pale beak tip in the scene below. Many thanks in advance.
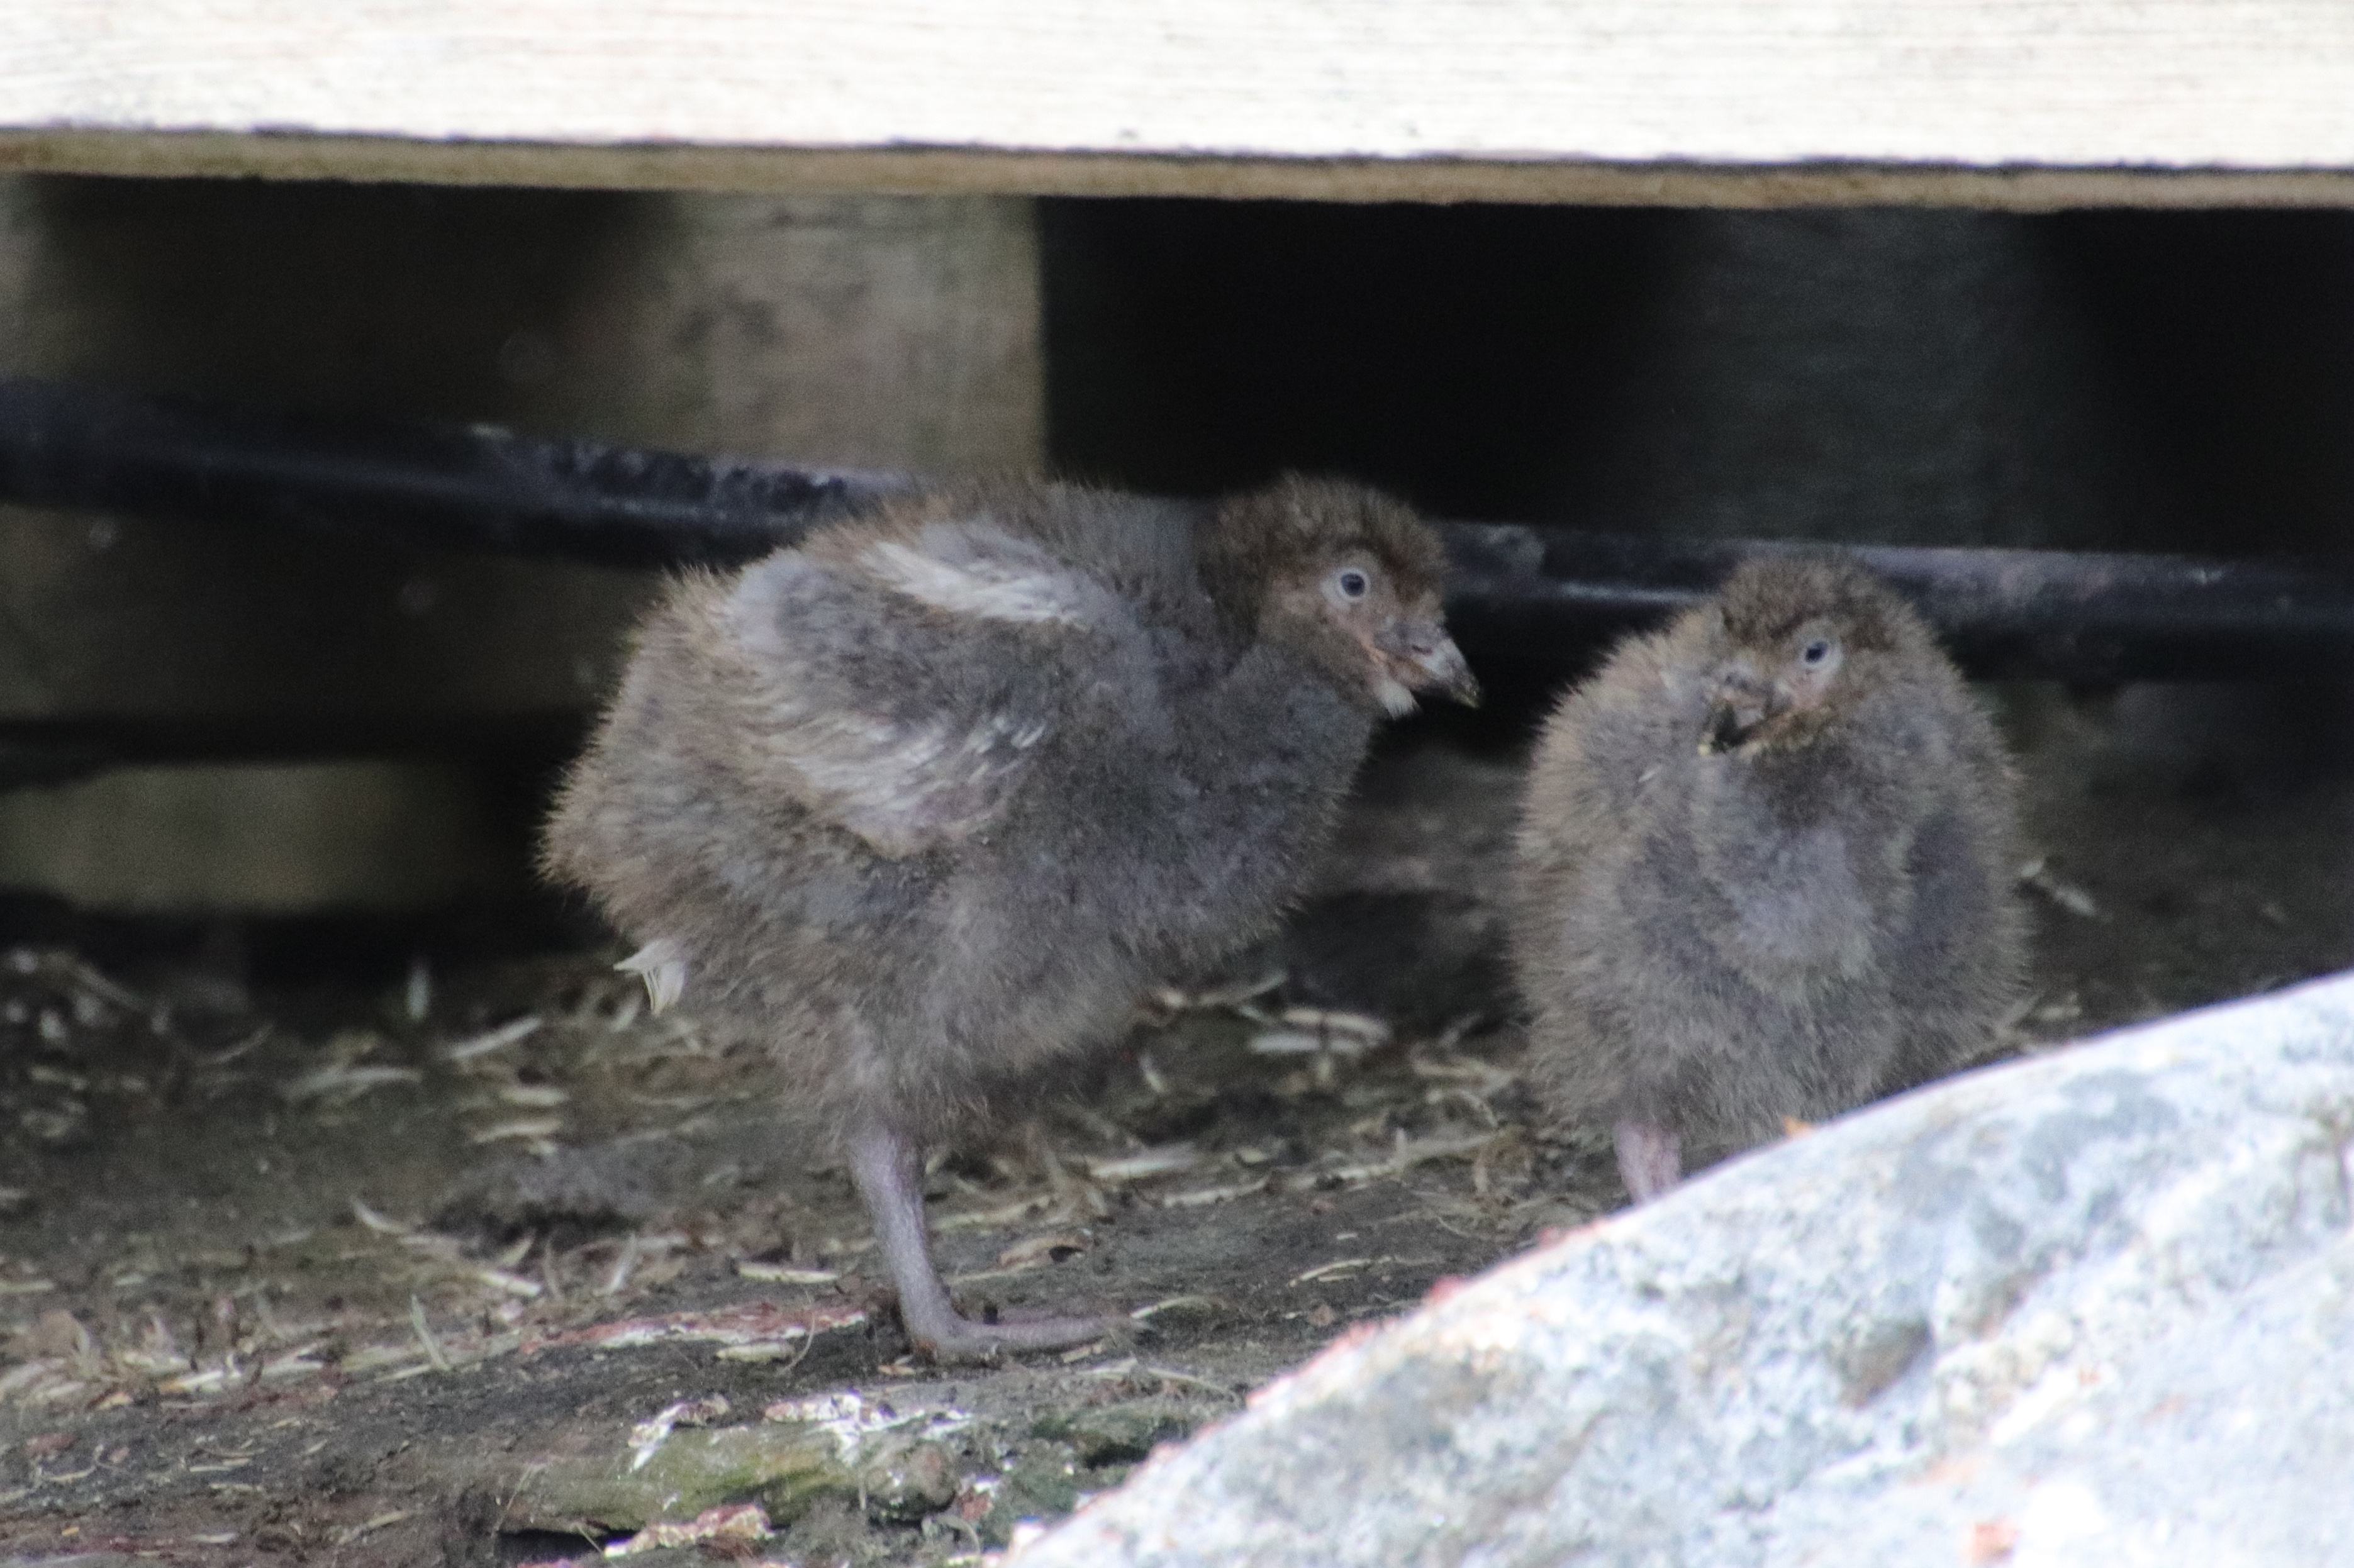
[1410,635,1480,708]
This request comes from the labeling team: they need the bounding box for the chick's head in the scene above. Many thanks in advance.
[1209,475,1478,716]
[1697,556,1919,756]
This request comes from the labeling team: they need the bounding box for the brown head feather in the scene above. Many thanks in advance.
[1199,475,1447,624]
[1713,554,1923,658]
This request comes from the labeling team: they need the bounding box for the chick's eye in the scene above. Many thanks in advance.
[1801,639,1833,667]
[1336,569,1370,600]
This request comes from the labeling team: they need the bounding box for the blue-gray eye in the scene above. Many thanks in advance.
[1802,639,1832,666]
[1337,569,1369,599]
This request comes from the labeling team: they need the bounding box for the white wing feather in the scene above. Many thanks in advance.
[721,516,1126,856]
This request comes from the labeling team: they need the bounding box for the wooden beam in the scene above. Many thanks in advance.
[6,3,2354,206]
[10,136,2354,210]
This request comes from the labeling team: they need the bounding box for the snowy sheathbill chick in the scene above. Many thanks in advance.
[544,476,1475,1357]
[1508,555,2022,1203]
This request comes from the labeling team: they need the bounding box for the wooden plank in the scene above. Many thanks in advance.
[6,3,2354,206]
[0,179,1042,736]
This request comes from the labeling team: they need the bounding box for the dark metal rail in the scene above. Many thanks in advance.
[3,377,2350,684]
[0,377,906,569]
[1443,525,2354,683]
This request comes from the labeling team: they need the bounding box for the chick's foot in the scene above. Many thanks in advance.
[1614,1118,1683,1204]
[904,1299,1122,1362]
[850,1123,1119,1362]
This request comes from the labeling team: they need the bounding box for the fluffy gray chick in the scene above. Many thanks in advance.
[544,475,1476,1358]
[1508,555,2023,1203]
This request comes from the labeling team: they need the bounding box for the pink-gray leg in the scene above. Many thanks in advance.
[1614,1118,1683,1203]
[846,1121,1115,1360]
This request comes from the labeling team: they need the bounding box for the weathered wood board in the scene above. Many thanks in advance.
[0,178,1042,908]
[6,3,2354,205]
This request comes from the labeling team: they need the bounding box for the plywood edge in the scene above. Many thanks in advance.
[8,131,2354,209]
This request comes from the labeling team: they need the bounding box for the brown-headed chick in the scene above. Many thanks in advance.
[1507,555,2023,1203]
[544,476,1476,1358]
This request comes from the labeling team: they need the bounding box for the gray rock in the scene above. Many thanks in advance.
[1010,973,2354,1567]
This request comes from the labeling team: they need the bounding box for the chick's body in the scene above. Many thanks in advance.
[1509,556,2022,1201]
[545,477,1472,1355]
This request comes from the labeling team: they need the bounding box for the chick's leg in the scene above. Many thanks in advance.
[1614,1118,1682,1203]
[847,1121,1114,1360]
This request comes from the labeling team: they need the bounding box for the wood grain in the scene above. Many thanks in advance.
[6,3,2354,204]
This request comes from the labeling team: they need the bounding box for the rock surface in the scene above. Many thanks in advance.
[1009,973,2354,1567]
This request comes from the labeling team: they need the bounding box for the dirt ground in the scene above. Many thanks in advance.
[1,682,2349,1567]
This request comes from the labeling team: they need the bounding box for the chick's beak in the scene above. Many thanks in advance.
[1700,700,1757,755]
[1699,674,1782,754]
[1385,621,1481,707]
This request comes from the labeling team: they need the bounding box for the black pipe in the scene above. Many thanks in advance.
[2,377,2350,684]
[1443,523,2354,683]
[0,377,906,568]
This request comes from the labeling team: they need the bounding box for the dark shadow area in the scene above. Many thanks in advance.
[1045,201,2354,559]
[21,177,637,425]
[2043,209,2354,559]
[1042,199,1676,520]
